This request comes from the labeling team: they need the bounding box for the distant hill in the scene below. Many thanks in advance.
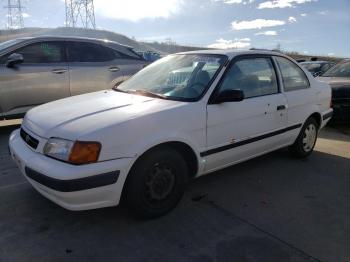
[0,27,345,61]
[0,27,206,54]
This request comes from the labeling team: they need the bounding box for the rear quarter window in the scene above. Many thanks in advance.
[275,56,310,92]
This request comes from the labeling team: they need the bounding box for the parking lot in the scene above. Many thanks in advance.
[0,122,349,262]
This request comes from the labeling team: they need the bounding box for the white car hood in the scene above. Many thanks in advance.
[23,90,182,139]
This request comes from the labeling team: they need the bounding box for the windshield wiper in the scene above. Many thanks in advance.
[113,87,167,99]
[134,90,166,99]
[130,89,167,99]
[113,86,130,93]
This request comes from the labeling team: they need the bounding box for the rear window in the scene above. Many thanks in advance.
[323,61,350,77]
[302,63,323,73]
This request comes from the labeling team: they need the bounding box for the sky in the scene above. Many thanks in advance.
[0,0,349,57]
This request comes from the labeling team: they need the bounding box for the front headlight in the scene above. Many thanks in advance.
[44,138,101,165]
[43,138,74,162]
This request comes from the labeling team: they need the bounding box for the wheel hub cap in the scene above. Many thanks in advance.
[145,164,175,201]
[302,124,317,152]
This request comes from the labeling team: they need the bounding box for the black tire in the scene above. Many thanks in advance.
[289,117,319,158]
[124,148,189,219]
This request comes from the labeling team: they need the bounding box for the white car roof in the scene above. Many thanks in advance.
[177,49,286,59]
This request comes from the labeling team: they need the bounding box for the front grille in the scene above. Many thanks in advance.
[20,128,39,150]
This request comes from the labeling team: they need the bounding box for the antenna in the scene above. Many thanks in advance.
[4,0,25,29]
[65,0,96,29]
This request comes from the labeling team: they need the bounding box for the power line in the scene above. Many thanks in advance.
[65,0,96,29]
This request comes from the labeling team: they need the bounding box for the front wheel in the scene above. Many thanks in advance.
[289,117,319,158]
[123,148,189,219]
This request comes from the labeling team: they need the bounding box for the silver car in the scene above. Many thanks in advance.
[0,36,147,119]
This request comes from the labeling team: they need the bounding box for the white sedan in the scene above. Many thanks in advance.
[9,50,333,219]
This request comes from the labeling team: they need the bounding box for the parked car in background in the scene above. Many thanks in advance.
[300,61,335,77]
[318,60,350,122]
[9,50,332,219]
[0,36,147,120]
[136,51,162,62]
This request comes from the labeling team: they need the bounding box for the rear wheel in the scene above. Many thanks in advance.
[124,148,188,219]
[289,117,319,158]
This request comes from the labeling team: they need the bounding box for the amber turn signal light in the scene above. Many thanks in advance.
[68,141,101,165]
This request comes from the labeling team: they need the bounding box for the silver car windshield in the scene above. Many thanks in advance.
[116,54,227,101]
[0,39,23,52]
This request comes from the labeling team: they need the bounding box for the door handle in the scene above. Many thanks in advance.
[277,105,287,111]
[52,69,67,74]
[108,66,120,72]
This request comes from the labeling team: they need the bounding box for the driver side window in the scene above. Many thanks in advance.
[219,57,278,99]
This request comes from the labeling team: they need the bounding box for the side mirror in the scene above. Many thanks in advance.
[212,89,244,104]
[6,53,24,68]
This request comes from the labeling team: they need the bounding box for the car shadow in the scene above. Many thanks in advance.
[319,126,350,143]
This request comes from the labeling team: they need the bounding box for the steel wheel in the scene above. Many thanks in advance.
[144,163,176,205]
[289,117,319,158]
[124,148,188,219]
[302,123,317,152]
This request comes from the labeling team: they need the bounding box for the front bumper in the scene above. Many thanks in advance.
[25,167,119,192]
[9,129,134,211]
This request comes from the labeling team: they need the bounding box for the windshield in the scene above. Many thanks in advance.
[322,61,350,77]
[0,39,22,52]
[117,54,227,101]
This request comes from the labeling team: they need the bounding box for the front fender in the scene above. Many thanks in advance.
[82,103,207,163]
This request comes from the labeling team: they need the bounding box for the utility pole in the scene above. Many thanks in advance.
[4,0,24,29]
[65,0,96,29]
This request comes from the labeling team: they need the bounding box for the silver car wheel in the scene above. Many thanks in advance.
[302,123,317,152]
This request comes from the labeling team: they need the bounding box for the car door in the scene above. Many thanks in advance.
[204,56,288,172]
[274,56,313,143]
[67,41,128,96]
[0,41,69,118]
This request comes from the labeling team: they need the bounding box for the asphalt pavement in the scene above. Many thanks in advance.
[0,123,349,262]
